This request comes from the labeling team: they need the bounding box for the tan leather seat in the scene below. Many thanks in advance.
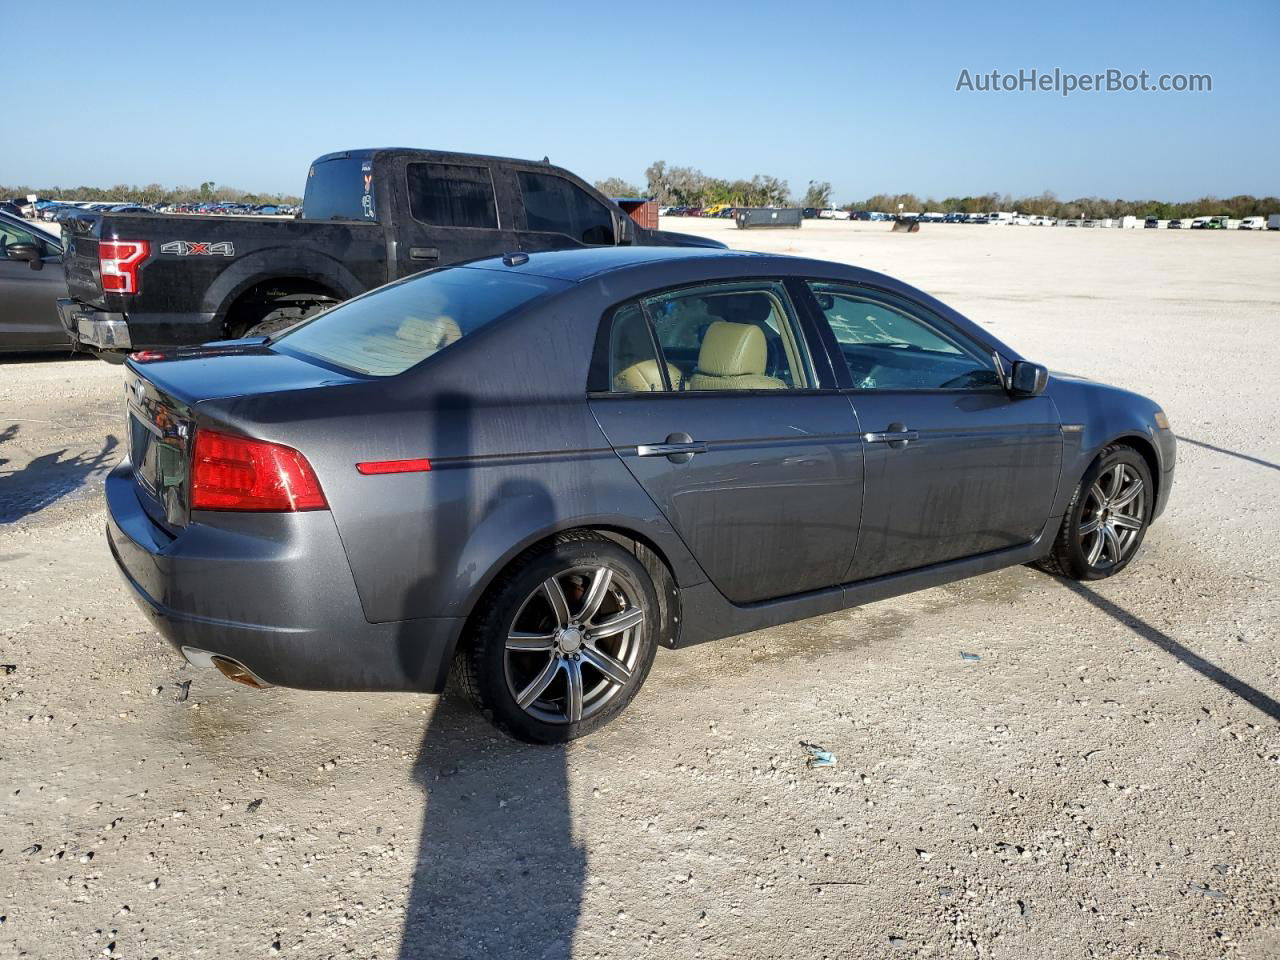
[687,322,786,391]
[614,360,683,392]
[396,314,463,353]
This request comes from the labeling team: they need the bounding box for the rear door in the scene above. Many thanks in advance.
[390,157,519,275]
[588,279,863,604]
[799,281,1062,581]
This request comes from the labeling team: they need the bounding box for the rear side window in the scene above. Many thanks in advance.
[406,162,499,229]
[518,172,615,244]
[302,157,377,221]
[274,268,562,377]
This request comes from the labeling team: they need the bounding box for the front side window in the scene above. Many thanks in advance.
[274,267,563,377]
[406,162,498,229]
[605,282,810,392]
[0,219,41,258]
[807,282,1000,390]
[518,172,615,245]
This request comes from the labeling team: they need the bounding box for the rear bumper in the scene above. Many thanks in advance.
[57,299,222,351]
[57,298,131,349]
[105,461,461,693]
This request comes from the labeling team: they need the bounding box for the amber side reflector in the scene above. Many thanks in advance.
[356,458,432,475]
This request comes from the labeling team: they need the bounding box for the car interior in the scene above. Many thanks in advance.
[611,286,809,392]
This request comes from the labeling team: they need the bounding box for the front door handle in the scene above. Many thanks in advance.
[637,432,707,464]
[863,422,919,449]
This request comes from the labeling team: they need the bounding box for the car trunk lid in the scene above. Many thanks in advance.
[123,343,367,531]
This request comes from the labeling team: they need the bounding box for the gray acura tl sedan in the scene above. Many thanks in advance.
[107,246,1174,742]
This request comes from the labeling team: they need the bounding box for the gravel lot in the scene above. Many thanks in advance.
[2,221,1277,959]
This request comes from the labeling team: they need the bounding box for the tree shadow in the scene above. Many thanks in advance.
[396,391,583,959]
[0,426,119,524]
[1176,435,1279,472]
[1045,573,1280,722]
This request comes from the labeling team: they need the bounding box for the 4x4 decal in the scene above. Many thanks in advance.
[160,240,235,256]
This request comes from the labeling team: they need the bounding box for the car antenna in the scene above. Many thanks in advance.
[502,251,530,266]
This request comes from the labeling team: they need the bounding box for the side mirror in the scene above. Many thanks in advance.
[7,242,45,270]
[1009,360,1049,396]
[615,214,636,246]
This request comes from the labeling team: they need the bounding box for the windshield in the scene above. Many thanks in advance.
[274,267,564,377]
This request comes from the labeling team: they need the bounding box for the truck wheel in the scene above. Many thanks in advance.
[456,532,659,743]
[238,302,330,339]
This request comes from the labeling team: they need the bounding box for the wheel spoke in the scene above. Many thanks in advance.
[506,631,557,652]
[586,607,644,641]
[582,645,632,686]
[1113,514,1143,531]
[1111,479,1144,510]
[541,576,572,629]
[1102,525,1123,563]
[1105,466,1124,501]
[516,654,560,709]
[1080,517,1101,535]
[577,567,614,624]
[1086,530,1105,565]
[564,659,584,722]
[1089,482,1108,509]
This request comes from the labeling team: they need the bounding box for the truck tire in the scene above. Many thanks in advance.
[241,302,328,339]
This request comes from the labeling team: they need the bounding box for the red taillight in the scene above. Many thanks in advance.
[99,240,149,294]
[355,458,432,475]
[191,429,327,512]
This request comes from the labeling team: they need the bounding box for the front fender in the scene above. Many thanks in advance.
[1047,374,1175,519]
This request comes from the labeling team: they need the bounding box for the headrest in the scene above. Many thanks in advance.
[696,321,767,377]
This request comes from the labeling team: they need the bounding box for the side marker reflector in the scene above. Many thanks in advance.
[356,458,432,475]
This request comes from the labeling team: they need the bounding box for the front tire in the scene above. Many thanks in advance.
[457,533,659,743]
[1037,444,1152,581]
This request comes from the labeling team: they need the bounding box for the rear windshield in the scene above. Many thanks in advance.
[302,156,377,221]
[273,267,562,377]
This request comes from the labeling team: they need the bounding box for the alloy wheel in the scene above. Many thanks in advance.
[1079,462,1146,568]
[503,566,645,724]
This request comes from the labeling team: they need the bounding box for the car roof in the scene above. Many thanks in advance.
[462,245,760,282]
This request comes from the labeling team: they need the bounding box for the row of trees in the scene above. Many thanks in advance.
[854,190,1280,220]
[1,181,302,205]
[594,165,1278,219]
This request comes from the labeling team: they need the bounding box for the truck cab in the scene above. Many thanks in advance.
[57,148,723,359]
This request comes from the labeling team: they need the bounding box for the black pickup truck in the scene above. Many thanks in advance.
[57,148,721,359]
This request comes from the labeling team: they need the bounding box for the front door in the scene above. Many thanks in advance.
[588,280,863,604]
[0,220,67,349]
[390,158,520,277]
[799,280,1062,582]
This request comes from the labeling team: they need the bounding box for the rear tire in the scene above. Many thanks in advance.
[1036,444,1152,581]
[456,532,659,743]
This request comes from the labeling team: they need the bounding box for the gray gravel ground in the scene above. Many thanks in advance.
[2,221,1277,959]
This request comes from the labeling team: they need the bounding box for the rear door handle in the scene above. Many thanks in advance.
[637,432,707,463]
[409,246,439,261]
[863,422,919,448]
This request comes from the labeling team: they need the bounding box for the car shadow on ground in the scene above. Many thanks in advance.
[395,390,583,959]
[0,425,119,524]
[1046,573,1279,722]
[1176,435,1280,472]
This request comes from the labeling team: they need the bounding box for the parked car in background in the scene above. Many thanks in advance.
[1269,214,1280,230]
[0,210,73,353]
[56,148,726,360]
[1239,216,1266,230]
[104,246,1174,742]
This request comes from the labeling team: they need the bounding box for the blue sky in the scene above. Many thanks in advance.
[10,0,1276,202]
